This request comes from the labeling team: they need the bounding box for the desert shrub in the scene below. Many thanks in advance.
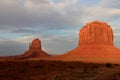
[25,62,29,65]
[21,69,25,73]
[39,60,43,62]
[50,64,54,67]
[106,63,112,68]
[33,65,43,69]
[69,66,74,69]
[84,67,88,72]
[92,66,98,69]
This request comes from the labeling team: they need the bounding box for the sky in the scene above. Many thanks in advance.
[0,0,120,56]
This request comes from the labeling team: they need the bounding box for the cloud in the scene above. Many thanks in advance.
[0,0,120,32]
[15,35,36,43]
[99,0,120,8]
[0,0,83,36]
[0,0,120,56]
[42,35,78,54]
[0,39,27,56]
[82,7,120,19]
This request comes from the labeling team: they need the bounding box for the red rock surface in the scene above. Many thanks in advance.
[29,38,41,50]
[79,21,113,46]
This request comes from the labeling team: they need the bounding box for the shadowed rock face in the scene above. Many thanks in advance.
[29,38,41,50]
[79,21,113,46]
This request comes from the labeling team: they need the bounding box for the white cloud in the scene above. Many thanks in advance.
[114,32,120,37]
[15,35,38,43]
[99,0,120,8]
[83,7,120,18]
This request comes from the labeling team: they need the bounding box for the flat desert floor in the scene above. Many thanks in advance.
[0,60,120,80]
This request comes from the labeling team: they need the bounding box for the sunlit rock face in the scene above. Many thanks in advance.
[79,21,113,46]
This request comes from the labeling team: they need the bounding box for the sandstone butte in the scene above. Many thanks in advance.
[21,38,50,59]
[44,21,120,63]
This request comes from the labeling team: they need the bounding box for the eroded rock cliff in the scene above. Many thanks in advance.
[29,38,41,50]
[79,21,113,46]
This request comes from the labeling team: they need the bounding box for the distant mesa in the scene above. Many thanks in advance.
[22,38,50,59]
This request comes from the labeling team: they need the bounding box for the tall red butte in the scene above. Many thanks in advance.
[54,21,120,63]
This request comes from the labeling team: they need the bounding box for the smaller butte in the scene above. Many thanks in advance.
[22,38,50,59]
